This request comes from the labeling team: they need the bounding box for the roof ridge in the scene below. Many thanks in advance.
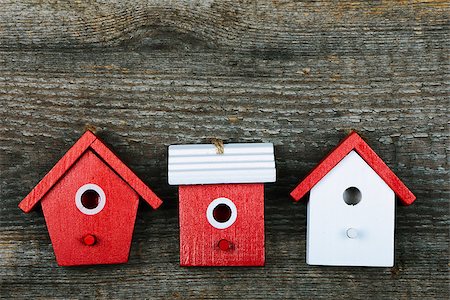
[19,131,162,212]
[290,132,416,205]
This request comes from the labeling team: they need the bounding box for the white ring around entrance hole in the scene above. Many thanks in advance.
[75,183,106,215]
[206,197,237,229]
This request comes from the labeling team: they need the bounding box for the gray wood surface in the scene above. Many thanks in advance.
[0,1,448,299]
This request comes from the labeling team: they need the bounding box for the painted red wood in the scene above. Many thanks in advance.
[41,150,139,266]
[290,131,416,205]
[179,183,265,266]
[83,234,96,246]
[218,239,232,251]
[19,131,162,212]
[18,131,97,212]
[90,139,162,209]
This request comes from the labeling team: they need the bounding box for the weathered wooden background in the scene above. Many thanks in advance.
[0,0,448,299]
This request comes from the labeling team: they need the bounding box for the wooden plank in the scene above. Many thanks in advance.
[179,184,265,266]
[0,47,448,299]
[0,0,448,298]
[168,143,275,185]
[0,1,448,51]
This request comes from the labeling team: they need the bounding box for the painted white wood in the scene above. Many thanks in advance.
[307,150,396,267]
[168,143,276,185]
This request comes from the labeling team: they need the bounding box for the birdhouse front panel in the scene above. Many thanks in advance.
[169,143,276,266]
[307,151,395,267]
[179,184,264,266]
[41,150,140,266]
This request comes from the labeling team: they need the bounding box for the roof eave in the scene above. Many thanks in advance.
[18,131,97,213]
[19,131,163,212]
[290,132,416,206]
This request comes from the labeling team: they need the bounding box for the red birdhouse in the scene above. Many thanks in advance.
[19,131,162,266]
[168,143,276,266]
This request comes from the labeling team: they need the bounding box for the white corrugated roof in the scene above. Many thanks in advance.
[168,143,276,185]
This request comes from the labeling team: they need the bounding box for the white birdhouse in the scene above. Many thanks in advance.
[290,132,416,267]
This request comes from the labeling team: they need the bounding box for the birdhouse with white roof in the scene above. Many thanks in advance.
[168,142,276,266]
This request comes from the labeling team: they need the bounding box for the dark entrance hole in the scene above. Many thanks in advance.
[343,187,362,206]
[213,204,232,223]
[81,189,100,209]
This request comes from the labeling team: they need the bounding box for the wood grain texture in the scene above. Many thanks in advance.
[179,184,264,266]
[0,0,448,299]
[41,150,140,266]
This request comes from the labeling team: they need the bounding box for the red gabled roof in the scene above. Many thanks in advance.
[19,131,163,213]
[290,131,416,205]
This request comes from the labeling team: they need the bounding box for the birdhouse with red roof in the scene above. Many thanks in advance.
[168,142,276,266]
[290,132,415,267]
[19,131,163,266]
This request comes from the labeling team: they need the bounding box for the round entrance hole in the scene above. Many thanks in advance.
[75,183,106,215]
[206,198,237,229]
[343,187,362,206]
[213,204,232,223]
[81,189,100,209]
